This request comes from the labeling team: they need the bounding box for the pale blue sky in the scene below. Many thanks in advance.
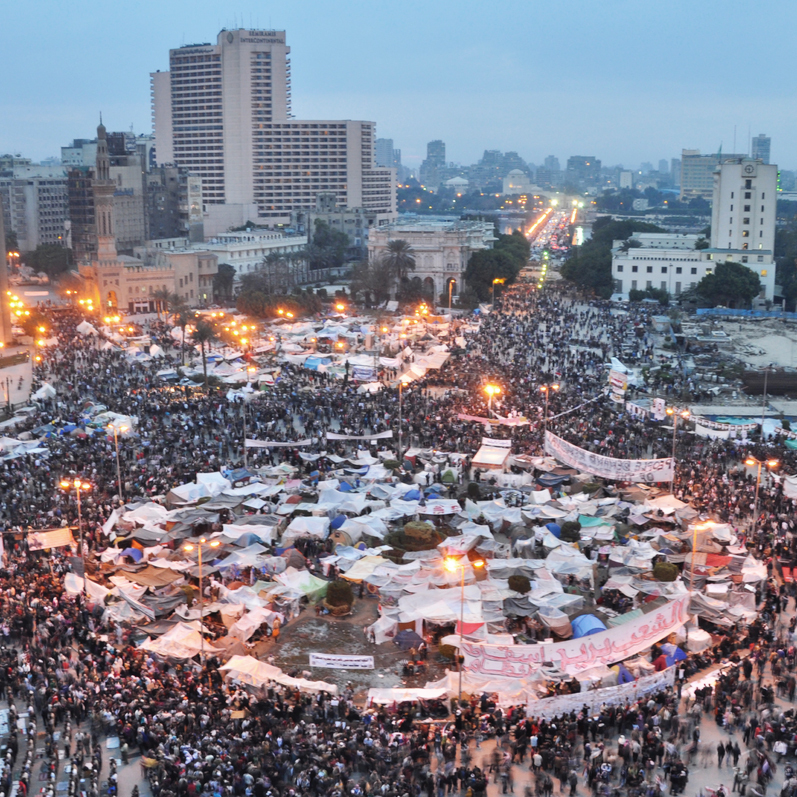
[2,0,794,169]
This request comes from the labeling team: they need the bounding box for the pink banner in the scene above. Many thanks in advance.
[461,595,689,676]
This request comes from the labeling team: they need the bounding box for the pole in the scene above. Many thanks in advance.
[243,401,248,468]
[544,388,549,434]
[761,367,769,433]
[113,428,123,502]
[198,543,205,677]
[751,461,762,539]
[449,280,454,310]
[458,564,464,707]
[686,521,698,648]
[76,485,86,597]
[670,414,678,494]
[398,381,403,465]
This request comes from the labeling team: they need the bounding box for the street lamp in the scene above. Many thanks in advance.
[540,383,560,434]
[448,279,455,311]
[59,478,91,597]
[665,407,690,494]
[183,537,220,677]
[398,380,405,465]
[484,384,501,416]
[491,278,505,306]
[107,423,128,502]
[444,556,485,706]
[243,367,257,468]
[744,456,779,539]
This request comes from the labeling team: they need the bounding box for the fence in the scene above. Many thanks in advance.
[695,308,797,319]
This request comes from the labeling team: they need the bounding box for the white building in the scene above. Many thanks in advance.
[367,220,495,298]
[710,158,777,254]
[502,169,533,196]
[151,29,397,228]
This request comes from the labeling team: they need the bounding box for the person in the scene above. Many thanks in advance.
[718,741,726,767]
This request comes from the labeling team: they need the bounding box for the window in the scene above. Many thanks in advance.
[676,266,682,274]
[675,281,682,294]
[761,205,765,212]
[745,191,751,199]
[691,267,697,275]
[729,218,733,224]
[742,230,749,237]
[742,256,748,263]
[646,280,652,289]
[661,266,667,274]
[646,266,653,273]
[758,256,763,262]
[730,204,733,211]
[660,281,667,291]
[617,264,624,272]
[762,193,765,199]
[743,218,750,225]
[745,179,752,189]
[761,269,768,276]
[742,243,748,249]
[631,279,637,290]
[705,268,713,275]
[744,205,751,212]
[632,265,638,273]
[731,192,734,198]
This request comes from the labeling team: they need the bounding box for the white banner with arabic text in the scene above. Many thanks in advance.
[462,594,689,676]
[544,431,673,483]
[527,667,676,719]
[309,653,375,670]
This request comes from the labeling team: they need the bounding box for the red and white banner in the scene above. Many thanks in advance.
[461,595,689,676]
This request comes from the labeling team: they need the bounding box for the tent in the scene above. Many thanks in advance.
[571,614,607,638]
[394,629,423,650]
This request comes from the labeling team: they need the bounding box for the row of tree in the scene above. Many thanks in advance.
[463,230,530,301]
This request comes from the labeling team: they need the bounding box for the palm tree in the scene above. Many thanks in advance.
[173,303,193,366]
[192,318,219,388]
[380,239,416,299]
[152,288,171,320]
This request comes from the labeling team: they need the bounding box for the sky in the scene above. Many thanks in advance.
[2,0,796,170]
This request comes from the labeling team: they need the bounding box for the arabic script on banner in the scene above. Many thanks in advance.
[462,595,689,676]
[544,431,673,483]
[309,653,375,670]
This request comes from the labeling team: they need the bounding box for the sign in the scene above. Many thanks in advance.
[28,527,75,551]
[246,439,312,448]
[458,414,528,427]
[544,431,673,483]
[608,370,628,391]
[481,437,512,448]
[461,595,689,676]
[309,653,375,670]
[326,431,393,441]
[527,667,676,719]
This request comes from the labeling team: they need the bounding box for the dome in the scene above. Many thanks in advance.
[507,169,525,176]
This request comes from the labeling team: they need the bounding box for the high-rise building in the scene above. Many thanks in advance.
[375,138,394,168]
[151,29,396,227]
[710,158,777,254]
[419,140,446,186]
[658,159,669,175]
[0,195,12,345]
[680,149,745,201]
[670,158,681,187]
[565,156,601,187]
[544,155,560,172]
[751,134,771,165]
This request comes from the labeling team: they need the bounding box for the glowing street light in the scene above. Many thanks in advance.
[444,556,485,706]
[484,383,501,415]
[540,383,560,433]
[107,423,129,501]
[59,478,91,596]
[183,537,221,676]
[744,456,779,538]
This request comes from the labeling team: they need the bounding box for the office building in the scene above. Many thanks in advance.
[670,158,681,187]
[376,138,401,172]
[658,159,669,175]
[679,149,745,201]
[751,134,771,165]
[0,196,13,344]
[419,140,446,187]
[145,166,204,243]
[368,220,494,299]
[151,29,396,228]
[565,156,601,187]
[0,168,69,253]
[710,158,777,254]
[612,157,777,302]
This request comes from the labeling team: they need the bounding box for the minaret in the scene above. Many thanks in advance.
[93,119,117,263]
[0,195,12,345]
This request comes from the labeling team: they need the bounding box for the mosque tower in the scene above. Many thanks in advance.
[93,119,118,265]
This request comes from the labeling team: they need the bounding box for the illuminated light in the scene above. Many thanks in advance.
[278,309,284,315]
[768,459,780,468]
[484,384,501,397]
[444,557,459,572]
[335,303,345,311]
[286,312,294,318]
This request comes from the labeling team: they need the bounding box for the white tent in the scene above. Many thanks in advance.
[282,516,330,545]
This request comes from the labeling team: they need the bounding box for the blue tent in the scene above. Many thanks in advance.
[403,489,422,501]
[338,481,353,492]
[394,629,424,650]
[330,514,347,530]
[572,614,607,638]
[119,547,143,562]
[545,522,562,538]
[661,643,687,665]
[536,473,570,487]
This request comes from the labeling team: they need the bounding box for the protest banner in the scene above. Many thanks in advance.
[544,431,673,483]
[461,595,689,676]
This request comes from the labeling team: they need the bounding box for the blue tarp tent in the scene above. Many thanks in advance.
[330,514,347,530]
[403,489,422,501]
[536,473,570,487]
[615,663,635,684]
[661,643,687,665]
[572,614,607,638]
[394,629,424,650]
[545,523,562,538]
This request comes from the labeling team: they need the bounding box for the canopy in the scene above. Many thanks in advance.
[571,614,608,638]
[367,687,447,705]
[220,654,338,694]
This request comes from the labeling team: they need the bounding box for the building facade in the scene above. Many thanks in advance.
[679,149,746,201]
[151,29,396,226]
[751,134,771,165]
[367,220,495,299]
[0,172,69,252]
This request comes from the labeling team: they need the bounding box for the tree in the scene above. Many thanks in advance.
[213,263,236,302]
[696,260,762,308]
[152,288,171,319]
[380,239,416,299]
[694,238,710,250]
[191,318,219,387]
[465,249,519,301]
[350,258,391,306]
[174,303,194,365]
[25,245,72,278]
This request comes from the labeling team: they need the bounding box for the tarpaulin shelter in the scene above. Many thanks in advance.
[220,654,338,694]
[394,629,423,650]
[572,614,607,638]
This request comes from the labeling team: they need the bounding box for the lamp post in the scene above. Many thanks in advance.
[665,407,690,494]
[484,384,501,416]
[744,456,779,539]
[183,537,220,679]
[444,556,485,707]
[59,478,91,597]
[243,367,257,468]
[107,423,128,502]
[540,383,560,434]
[398,380,404,465]
[448,279,455,311]
[491,278,505,306]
